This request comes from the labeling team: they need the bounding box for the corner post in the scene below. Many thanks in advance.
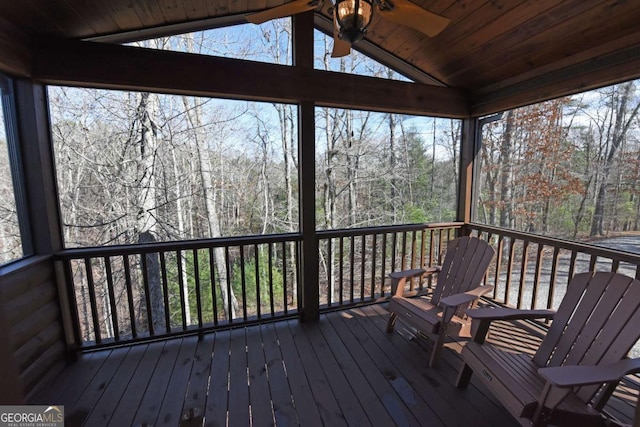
[457,117,479,235]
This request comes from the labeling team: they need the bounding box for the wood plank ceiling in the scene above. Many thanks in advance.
[1,0,640,113]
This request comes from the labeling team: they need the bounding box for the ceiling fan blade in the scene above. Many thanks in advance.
[331,13,351,57]
[246,0,319,24]
[378,0,450,37]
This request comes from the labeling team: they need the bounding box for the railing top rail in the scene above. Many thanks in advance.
[55,232,303,260]
[317,222,464,239]
[469,223,640,264]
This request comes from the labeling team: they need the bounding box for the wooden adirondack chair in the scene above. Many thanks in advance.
[386,236,495,367]
[456,271,640,427]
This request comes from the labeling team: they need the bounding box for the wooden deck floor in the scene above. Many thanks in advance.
[30,303,636,426]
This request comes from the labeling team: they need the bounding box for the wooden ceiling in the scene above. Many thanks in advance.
[1,0,640,115]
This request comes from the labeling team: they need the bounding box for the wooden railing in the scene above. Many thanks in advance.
[57,221,640,351]
[317,222,463,308]
[56,223,464,350]
[466,223,640,313]
[56,234,303,349]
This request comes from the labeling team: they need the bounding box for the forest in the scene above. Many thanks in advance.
[478,81,640,240]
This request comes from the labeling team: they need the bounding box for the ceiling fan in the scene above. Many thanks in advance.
[245,0,450,58]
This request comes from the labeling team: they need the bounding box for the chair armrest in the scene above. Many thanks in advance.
[467,307,555,344]
[439,285,494,309]
[466,307,556,321]
[538,358,640,388]
[389,266,441,296]
[388,266,440,280]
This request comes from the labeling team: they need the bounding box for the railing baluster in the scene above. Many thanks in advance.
[349,235,355,303]
[409,230,417,291]
[339,236,344,305]
[209,247,218,325]
[295,241,301,311]
[159,252,171,333]
[281,242,287,314]
[140,252,154,336]
[547,247,561,313]
[400,231,407,272]
[418,229,426,291]
[360,234,366,301]
[391,232,398,272]
[240,245,247,321]
[268,243,274,316]
[176,250,187,330]
[123,255,137,338]
[505,238,516,307]
[381,233,388,296]
[419,229,426,270]
[437,229,445,265]
[612,259,620,273]
[255,244,261,319]
[410,230,417,270]
[427,229,436,290]
[493,236,504,302]
[568,250,577,280]
[225,246,233,321]
[370,233,377,299]
[193,249,203,329]
[517,240,529,309]
[531,244,544,310]
[83,257,101,344]
[103,256,119,341]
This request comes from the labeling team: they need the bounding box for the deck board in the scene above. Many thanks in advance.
[204,329,231,427]
[259,323,298,426]
[228,327,251,427]
[246,325,274,427]
[29,303,635,426]
[181,333,216,426]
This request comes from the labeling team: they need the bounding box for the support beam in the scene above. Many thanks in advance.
[457,117,477,225]
[14,80,64,255]
[294,11,319,322]
[31,39,469,118]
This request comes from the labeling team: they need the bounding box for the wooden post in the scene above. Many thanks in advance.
[14,80,75,354]
[457,117,478,235]
[294,12,319,321]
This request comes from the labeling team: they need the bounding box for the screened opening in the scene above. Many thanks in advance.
[0,76,31,265]
[49,87,299,248]
[124,19,293,66]
[316,107,460,230]
[475,79,640,246]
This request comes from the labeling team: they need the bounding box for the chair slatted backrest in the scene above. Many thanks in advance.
[533,271,640,403]
[430,236,495,306]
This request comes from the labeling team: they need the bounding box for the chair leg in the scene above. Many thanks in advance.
[386,313,397,333]
[429,328,446,367]
[456,363,473,388]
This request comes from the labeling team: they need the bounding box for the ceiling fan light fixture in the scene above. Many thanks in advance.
[334,0,373,43]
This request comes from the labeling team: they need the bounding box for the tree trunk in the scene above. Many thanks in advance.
[182,95,237,320]
[499,111,515,228]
